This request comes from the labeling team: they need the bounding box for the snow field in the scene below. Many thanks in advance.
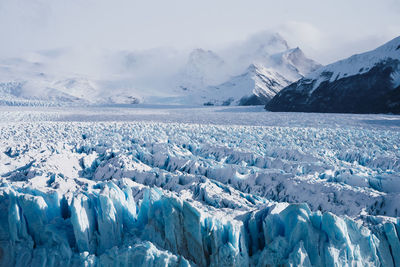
[0,108,399,266]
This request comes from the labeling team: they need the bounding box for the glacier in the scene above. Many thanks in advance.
[0,106,399,266]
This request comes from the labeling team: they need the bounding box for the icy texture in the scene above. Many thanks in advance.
[0,107,399,266]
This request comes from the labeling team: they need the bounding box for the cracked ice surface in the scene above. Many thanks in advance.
[0,106,399,266]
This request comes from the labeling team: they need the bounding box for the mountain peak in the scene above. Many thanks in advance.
[289,46,303,55]
[246,63,262,72]
[253,32,289,53]
[188,49,223,64]
[258,32,289,49]
[267,36,400,114]
[237,31,290,61]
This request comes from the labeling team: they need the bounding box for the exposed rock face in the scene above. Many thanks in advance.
[267,59,400,113]
[266,36,400,114]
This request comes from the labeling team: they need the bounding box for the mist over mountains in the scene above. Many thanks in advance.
[0,31,320,106]
[1,30,399,114]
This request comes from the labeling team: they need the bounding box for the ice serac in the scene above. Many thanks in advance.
[1,182,400,266]
[1,116,400,266]
[0,183,191,267]
[266,36,400,114]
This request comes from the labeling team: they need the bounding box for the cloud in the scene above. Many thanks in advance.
[276,21,325,62]
[279,21,323,48]
[276,19,400,65]
[0,0,399,65]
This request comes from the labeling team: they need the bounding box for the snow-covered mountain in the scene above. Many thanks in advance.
[169,33,321,106]
[195,47,321,106]
[266,36,400,113]
[0,32,321,106]
[174,48,226,92]
[197,64,291,106]
[0,51,147,106]
[0,76,143,107]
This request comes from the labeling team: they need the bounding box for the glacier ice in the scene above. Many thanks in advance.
[1,182,399,266]
[0,107,399,266]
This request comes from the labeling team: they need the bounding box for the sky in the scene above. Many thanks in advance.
[0,0,399,64]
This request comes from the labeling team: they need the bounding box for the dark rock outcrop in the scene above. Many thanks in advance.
[266,36,400,114]
[266,59,400,114]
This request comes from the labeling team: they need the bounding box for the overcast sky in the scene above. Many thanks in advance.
[0,0,399,64]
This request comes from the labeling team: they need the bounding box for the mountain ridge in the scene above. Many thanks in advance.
[175,40,321,106]
[0,32,321,106]
[266,36,400,114]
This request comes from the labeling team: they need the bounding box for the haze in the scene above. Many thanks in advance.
[0,0,399,64]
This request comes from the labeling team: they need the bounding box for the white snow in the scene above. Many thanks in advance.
[0,32,321,107]
[307,36,400,93]
[391,69,400,88]
[171,40,321,106]
[180,64,291,106]
[0,105,399,266]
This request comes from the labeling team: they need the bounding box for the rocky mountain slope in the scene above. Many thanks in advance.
[266,36,400,113]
